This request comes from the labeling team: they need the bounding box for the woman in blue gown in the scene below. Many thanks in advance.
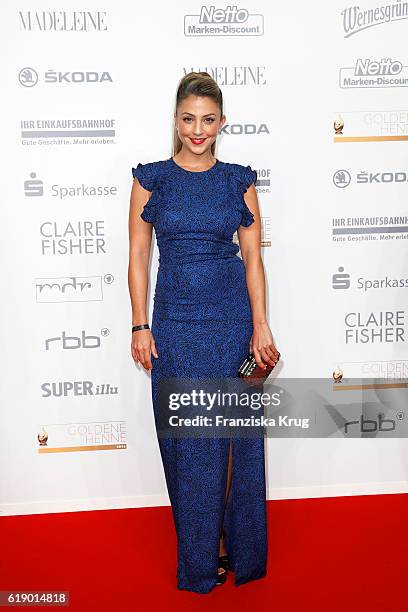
[128,72,279,594]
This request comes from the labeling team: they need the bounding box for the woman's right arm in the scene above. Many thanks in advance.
[128,178,158,370]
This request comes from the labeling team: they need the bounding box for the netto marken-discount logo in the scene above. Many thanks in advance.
[339,57,408,89]
[184,5,264,36]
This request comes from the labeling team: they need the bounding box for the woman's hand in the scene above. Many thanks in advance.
[250,321,280,370]
[131,329,158,370]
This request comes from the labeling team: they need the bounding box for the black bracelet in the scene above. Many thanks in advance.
[132,324,150,332]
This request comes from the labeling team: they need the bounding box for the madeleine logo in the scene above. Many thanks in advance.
[341,2,408,38]
[185,5,264,36]
[19,10,108,31]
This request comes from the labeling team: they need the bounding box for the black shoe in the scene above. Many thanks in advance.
[219,527,229,568]
[216,563,227,586]
[219,554,229,571]
[216,528,229,585]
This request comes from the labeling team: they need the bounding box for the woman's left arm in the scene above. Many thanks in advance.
[238,184,280,369]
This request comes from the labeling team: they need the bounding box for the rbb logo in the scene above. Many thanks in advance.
[344,414,396,434]
[45,330,103,350]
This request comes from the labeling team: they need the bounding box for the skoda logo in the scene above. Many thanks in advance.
[18,67,38,87]
[333,169,351,188]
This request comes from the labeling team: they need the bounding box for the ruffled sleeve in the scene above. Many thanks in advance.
[131,162,161,223]
[236,164,257,227]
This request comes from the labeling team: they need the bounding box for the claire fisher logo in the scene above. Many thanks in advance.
[39,220,106,255]
[343,310,405,344]
[341,1,408,38]
[185,5,264,36]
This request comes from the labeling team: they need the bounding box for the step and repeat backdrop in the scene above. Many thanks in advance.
[1,1,408,515]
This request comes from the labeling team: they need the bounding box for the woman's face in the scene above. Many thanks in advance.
[174,95,225,156]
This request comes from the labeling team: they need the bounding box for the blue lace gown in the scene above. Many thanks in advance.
[132,157,267,593]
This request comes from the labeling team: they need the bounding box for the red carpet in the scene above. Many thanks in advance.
[1,494,406,611]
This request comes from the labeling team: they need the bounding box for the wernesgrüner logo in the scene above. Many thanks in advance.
[341,1,408,37]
